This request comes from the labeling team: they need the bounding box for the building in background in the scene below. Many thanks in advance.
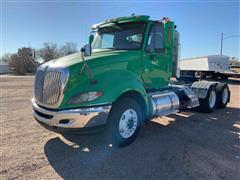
[0,60,10,74]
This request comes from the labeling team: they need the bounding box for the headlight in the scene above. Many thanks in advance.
[68,91,103,104]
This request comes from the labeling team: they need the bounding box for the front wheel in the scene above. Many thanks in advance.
[107,97,143,147]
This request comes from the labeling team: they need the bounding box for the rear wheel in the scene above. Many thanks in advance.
[198,86,217,113]
[216,83,230,108]
[107,97,142,147]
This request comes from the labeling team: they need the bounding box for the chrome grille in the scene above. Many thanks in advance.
[34,68,69,108]
[34,70,44,102]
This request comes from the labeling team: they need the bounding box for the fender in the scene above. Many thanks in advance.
[191,81,218,99]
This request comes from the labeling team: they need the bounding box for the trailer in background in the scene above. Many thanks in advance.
[179,55,240,80]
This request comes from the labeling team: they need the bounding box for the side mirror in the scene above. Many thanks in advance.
[163,21,174,49]
[81,44,92,56]
[89,34,94,45]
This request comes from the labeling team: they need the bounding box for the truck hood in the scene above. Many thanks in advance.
[40,49,138,69]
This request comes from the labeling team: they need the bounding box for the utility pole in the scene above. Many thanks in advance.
[220,33,239,56]
[220,32,223,55]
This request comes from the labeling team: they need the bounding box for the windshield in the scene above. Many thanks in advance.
[92,22,145,50]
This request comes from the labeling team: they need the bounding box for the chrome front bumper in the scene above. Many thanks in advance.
[32,99,112,130]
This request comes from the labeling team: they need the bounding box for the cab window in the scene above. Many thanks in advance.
[146,23,164,53]
[92,22,145,50]
[101,34,114,48]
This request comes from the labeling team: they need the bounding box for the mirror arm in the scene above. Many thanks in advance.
[80,50,97,84]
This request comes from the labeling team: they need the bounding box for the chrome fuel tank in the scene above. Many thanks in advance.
[150,90,180,117]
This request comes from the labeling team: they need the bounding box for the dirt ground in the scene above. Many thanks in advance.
[0,76,239,180]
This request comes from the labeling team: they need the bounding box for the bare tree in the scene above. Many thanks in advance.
[8,54,25,75]
[1,53,12,63]
[3,42,78,75]
[17,48,36,73]
[7,47,36,75]
[59,42,77,56]
[38,42,60,62]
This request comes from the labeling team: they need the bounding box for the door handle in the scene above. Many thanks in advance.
[166,64,170,71]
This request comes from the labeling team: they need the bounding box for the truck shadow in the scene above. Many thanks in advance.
[44,106,240,179]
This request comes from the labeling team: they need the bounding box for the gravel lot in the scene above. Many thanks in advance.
[0,76,239,180]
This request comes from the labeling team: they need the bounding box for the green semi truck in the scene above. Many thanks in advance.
[32,15,230,147]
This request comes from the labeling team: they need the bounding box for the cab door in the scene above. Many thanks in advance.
[141,22,172,89]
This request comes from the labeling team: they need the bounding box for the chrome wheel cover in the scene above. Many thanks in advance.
[119,108,138,139]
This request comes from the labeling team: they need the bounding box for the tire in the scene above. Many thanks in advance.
[107,97,143,147]
[216,83,230,108]
[198,86,217,113]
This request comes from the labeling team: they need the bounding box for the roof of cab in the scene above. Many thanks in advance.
[92,15,150,29]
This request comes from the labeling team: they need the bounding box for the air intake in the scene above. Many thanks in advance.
[34,67,69,108]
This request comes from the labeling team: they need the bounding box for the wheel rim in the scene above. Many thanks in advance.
[119,108,138,139]
[222,88,229,104]
[209,90,216,108]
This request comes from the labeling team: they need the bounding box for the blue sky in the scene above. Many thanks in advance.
[1,0,239,59]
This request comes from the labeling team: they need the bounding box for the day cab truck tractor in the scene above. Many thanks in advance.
[32,15,231,147]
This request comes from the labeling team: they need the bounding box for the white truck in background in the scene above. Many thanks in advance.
[179,55,240,80]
